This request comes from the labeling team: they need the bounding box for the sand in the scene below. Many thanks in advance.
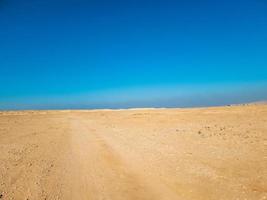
[0,105,266,200]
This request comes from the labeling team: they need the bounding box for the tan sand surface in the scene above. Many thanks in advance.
[0,105,266,200]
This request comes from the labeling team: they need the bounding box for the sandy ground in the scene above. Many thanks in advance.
[0,105,266,200]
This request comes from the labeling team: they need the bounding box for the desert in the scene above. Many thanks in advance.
[0,104,266,200]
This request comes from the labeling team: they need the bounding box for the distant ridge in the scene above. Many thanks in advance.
[249,101,267,105]
[228,101,267,106]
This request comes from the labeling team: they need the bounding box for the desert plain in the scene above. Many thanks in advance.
[0,104,266,200]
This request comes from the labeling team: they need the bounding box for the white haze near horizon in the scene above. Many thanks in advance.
[0,82,267,110]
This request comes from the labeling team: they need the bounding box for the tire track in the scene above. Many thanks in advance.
[69,115,157,200]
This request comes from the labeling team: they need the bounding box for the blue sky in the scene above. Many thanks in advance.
[0,0,267,109]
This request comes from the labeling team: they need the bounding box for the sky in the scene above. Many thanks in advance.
[0,0,267,109]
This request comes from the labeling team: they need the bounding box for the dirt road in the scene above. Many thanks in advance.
[0,105,266,200]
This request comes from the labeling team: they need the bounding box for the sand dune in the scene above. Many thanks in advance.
[0,105,266,200]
